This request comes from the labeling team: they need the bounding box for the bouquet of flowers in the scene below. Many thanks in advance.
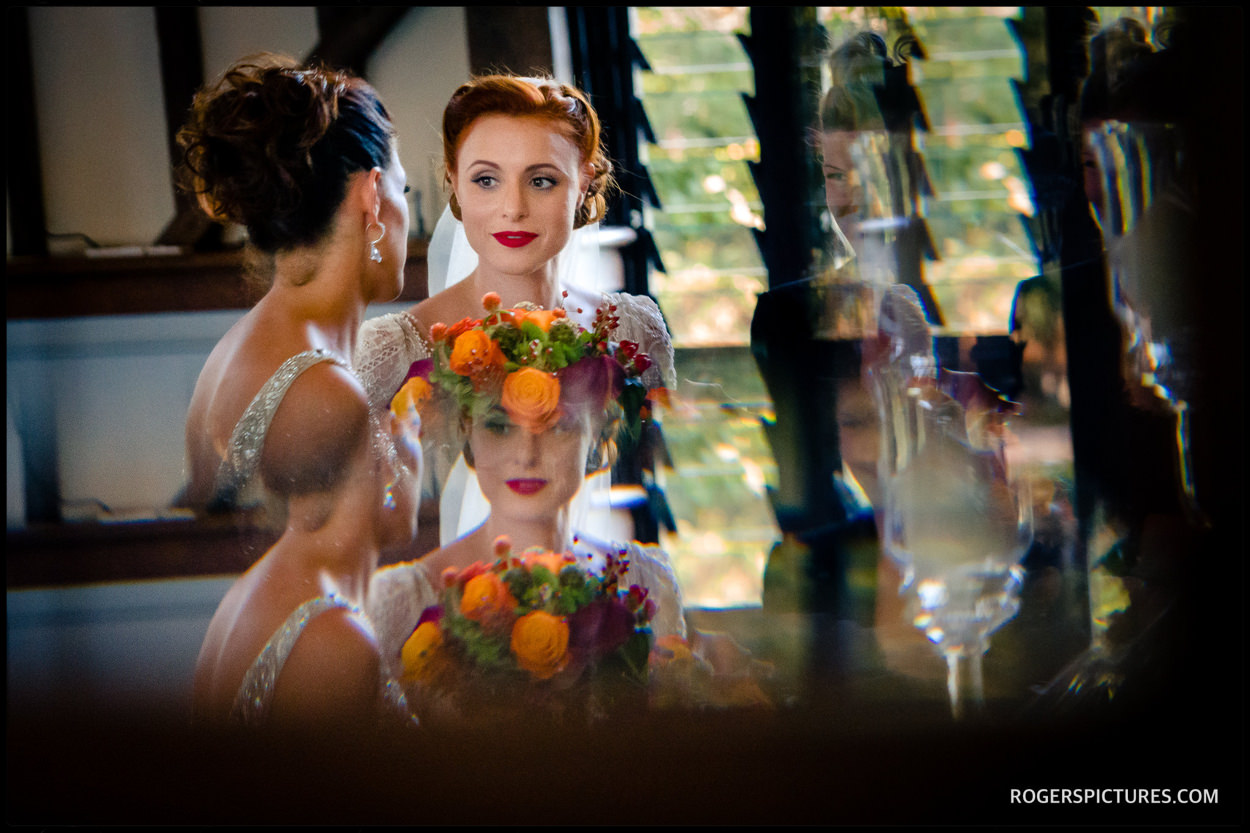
[410,292,653,437]
[400,536,657,724]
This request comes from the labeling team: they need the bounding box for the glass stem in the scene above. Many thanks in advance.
[945,645,986,720]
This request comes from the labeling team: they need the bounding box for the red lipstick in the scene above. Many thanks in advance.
[506,479,547,495]
[493,231,538,248]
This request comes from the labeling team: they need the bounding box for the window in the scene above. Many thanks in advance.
[634,8,778,608]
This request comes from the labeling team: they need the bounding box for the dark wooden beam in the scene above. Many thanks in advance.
[154,7,214,249]
[465,6,553,76]
[6,240,429,320]
[8,7,49,256]
[308,7,412,76]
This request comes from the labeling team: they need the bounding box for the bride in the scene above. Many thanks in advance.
[356,74,676,542]
[367,305,684,685]
[176,56,420,728]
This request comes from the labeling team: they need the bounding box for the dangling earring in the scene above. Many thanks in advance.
[366,221,386,263]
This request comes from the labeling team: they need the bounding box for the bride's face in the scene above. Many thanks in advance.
[468,405,596,524]
[450,114,590,283]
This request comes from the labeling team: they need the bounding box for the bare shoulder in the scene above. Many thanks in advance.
[414,280,478,330]
[419,532,481,578]
[262,361,372,495]
[269,605,382,726]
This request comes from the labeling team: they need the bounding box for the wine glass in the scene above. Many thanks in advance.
[881,385,1034,720]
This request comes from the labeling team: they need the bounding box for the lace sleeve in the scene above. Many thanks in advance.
[366,561,440,680]
[622,542,688,641]
[356,312,432,410]
[605,292,678,391]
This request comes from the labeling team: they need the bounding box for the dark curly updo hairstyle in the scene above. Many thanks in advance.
[176,54,396,253]
[442,75,616,229]
[820,32,889,134]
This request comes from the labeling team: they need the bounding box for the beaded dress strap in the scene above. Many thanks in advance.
[211,349,350,509]
[230,594,359,726]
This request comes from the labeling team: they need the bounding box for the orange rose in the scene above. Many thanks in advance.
[449,329,506,381]
[500,367,561,434]
[513,308,566,333]
[459,572,518,625]
[401,621,443,682]
[510,611,570,679]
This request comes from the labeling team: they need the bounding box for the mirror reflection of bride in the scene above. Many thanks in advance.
[366,306,685,692]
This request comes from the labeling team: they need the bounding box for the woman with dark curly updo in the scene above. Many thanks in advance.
[180,55,420,730]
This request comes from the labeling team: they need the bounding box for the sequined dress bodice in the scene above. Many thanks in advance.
[230,594,411,727]
[210,349,349,512]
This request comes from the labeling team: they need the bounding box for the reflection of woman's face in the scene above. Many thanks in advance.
[469,406,596,524]
[450,114,588,283]
[821,130,863,246]
[836,377,880,507]
[1080,125,1106,219]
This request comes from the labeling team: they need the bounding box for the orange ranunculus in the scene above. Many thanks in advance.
[459,572,518,625]
[513,307,566,333]
[482,292,502,312]
[390,376,432,422]
[500,367,561,434]
[510,611,570,679]
[401,621,443,682]
[449,329,506,379]
[443,317,481,343]
[518,548,573,576]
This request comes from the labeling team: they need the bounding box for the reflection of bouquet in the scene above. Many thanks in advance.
[648,635,774,711]
[401,536,655,723]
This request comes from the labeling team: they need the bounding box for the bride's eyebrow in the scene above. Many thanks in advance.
[464,160,564,176]
[525,164,565,177]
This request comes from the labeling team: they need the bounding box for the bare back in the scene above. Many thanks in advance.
[191,365,405,727]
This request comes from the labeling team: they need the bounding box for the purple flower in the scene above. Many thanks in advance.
[417,605,443,628]
[558,355,624,414]
[568,599,635,662]
[405,357,434,384]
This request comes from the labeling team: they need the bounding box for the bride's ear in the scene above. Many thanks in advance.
[447,172,463,221]
[349,167,385,223]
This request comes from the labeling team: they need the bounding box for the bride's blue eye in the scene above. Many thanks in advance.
[472,175,498,189]
[531,176,557,189]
